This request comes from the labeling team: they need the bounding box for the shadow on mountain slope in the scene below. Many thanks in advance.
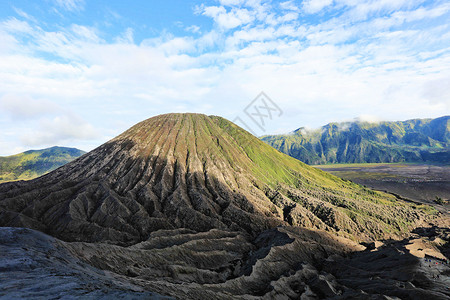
[0,227,170,299]
[324,227,450,300]
[0,145,433,246]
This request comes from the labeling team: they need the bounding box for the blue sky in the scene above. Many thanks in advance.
[0,0,449,155]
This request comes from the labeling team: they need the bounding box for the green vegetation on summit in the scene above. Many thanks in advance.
[0,147,86,183]
[262,116,449,165]
[0,114,435,245]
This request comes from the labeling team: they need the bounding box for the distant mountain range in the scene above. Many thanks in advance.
[262,116,449,165]
[0,146,86,183]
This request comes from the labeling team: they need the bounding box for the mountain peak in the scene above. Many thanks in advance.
[115,113,225,150]
[0,114,430,245]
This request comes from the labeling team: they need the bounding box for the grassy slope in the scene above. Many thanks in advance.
[262,116,450,165]
[0,147,85,183]
[210,116,436,240]
[0,114,436,242]
[120,113,436,241]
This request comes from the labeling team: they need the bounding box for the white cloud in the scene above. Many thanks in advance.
[0,30,19,54]
[0,0,449,154]
[115,27,134,43]
[186,25,201,34]
[1,17,34,34]
[202,6,255,29]
[422,77,450,106]
[71,25,100,42]
[201,5,226,18]
[302,0,333,14]
[53,0,85,11]
[355,114,382,123]
[280,1,300,12]
[341,0,424,22]
[0,94,59,119]
[391,3,450,23]
[219,0,246,6]
[20,114,99,147]
[0,93,99,151]
[277,12,299,22]
[12,8,37,23]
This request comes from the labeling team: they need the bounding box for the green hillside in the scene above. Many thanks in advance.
[0,114,437,244]
[0,146,85,183]
[262,116,449,165]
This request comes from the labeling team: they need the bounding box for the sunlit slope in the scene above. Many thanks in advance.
[0,114,433,245]
[0,146,86,183]
[262,116,450,164]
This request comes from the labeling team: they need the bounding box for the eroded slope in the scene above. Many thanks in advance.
[0,113,434,245]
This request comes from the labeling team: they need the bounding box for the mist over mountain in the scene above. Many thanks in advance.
[0,146,86,183]
[262,116,450,165]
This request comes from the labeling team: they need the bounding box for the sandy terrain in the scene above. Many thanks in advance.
[316,163,450,213]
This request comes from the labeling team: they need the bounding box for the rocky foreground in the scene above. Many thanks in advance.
[0,227,169,299]
[1,225,449,299]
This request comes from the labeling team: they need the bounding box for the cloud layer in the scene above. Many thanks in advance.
[0,0,449,155]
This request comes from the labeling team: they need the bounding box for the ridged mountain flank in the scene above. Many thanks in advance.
[0,113,431,245]
[262,116,449,164]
